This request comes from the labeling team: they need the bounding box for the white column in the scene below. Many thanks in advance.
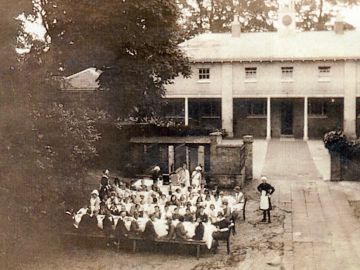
[168,145,174,173]
[184,97,189,126]
[221,63,234,137]
[198,146,205,168]
[344,62,357,139]
[304,96,308,140]
[266,97,271,140]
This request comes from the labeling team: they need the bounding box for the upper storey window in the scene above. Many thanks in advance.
[198,68,210,80]
[245,67,257,80]
[318,66,331,81]
[281,66,294,80]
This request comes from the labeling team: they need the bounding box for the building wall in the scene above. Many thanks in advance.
[308,98,343,138]
[232,61,345,97]
[233,98,267,138]
[167,61,350,98]
[165,60,357,138]
[166,63,222,97]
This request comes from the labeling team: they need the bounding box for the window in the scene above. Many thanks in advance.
[198,68,210,80]
[163,100,184,117]
[248,101,266,116]
[309,101,327,117]
[318,66,331,80]
[281,66,294,80]
[245,67,257,80]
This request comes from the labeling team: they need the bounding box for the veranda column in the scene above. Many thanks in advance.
[221,63,234,137]
[198,145,205,168]
[344,61,357,139]
[184,97,189,126]
[304,96,309,140]
[168,145,174,173]
[266,97,271,140]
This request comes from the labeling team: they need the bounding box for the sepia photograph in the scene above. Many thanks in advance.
[2,0,360,269]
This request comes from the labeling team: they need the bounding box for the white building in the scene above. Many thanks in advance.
[164,2,360,139]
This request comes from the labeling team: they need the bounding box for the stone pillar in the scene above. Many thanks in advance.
[266,97,271,140]
[243,135,253,181]
[168,145,174,173]
[344,62,357,139]
[209,132,223,186]
[198,145,205,168]
[304,96,309,140]
[330,151,342,181]
[221,64,233,137]
[184,97,189,126]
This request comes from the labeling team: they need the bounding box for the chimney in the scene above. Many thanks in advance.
[231,15,241,37]
[334,12,344,35]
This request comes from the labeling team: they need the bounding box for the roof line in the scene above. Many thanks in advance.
[189,57,360,63]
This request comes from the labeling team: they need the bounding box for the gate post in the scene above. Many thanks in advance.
[330,151,342,181]
[243,135,253,181]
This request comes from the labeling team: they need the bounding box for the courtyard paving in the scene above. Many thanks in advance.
[259,139,360,270]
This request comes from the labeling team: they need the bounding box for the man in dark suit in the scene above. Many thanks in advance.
[212,212,232,252]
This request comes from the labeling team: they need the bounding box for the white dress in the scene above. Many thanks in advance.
[191,171,201,187]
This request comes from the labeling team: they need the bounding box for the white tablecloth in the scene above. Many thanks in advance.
[111,215,215,249]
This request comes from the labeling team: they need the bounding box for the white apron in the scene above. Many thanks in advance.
[260,190,269,210]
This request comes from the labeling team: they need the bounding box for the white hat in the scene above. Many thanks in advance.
[195,166,202,171]
[91,189,99,196]
[153,166,161,171]
[261,176,267,181]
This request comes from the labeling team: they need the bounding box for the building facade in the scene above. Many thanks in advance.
[164,2,360,139]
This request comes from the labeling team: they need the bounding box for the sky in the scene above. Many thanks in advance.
[22,3,360,41]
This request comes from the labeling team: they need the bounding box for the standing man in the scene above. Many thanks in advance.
[257,176,275,223]
[151,165,161,185]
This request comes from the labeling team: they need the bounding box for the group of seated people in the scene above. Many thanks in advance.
[68,169,245,250]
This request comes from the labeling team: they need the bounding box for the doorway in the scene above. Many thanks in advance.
[281,101,293,135]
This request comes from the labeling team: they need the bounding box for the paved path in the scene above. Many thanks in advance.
[261,140,360,269]
[271,179,360,270]
[262,140,323,181]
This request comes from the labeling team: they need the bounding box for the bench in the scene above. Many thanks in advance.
[128,236,207,259]
[63,230,207,259]
[63,223,236,258]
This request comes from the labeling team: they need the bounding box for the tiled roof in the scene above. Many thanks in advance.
[61,67,102,91]
[180,30,360,62]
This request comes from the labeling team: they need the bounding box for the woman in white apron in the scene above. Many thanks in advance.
[191,166,202,188]
[257,176,275,223]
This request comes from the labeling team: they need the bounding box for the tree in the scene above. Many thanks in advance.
[295,0,358,31]
[177,0,277,37]
[36,0,191,120]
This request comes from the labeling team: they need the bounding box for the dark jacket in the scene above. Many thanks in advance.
[196,212,208,223]
[212,218,232,240]
[257,183,275,195]
[164,224,176,240]
[129,219,140,236]
[184,213,194,222]
[193,222,205,241]
[143,220,158,240]
[115,219,128,239]
[102,216,114,236]
[175,222,188,240]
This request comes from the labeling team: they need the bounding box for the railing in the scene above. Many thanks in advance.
[239,144,246,170]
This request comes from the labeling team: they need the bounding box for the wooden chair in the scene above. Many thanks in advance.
[213,223,234,255]
[231,196,247,235]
